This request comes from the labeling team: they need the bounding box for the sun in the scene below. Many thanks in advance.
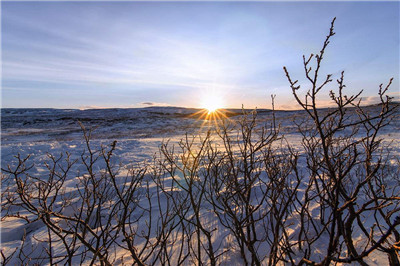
[188,90,230,126]
[201,92,224,114]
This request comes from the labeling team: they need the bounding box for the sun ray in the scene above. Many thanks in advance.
[188,107,233,132]
[185,89,238,132]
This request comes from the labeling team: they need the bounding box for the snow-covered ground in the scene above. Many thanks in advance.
[1,106,399,265]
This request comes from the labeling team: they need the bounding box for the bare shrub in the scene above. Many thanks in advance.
[1,124,181,265]
[284,17,400,265]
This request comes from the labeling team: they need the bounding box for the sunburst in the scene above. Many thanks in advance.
[202,94,223,115]
[187,91,232,129]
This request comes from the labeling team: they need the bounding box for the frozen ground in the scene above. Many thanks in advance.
[1,107,308,170]
[1,105,399,265]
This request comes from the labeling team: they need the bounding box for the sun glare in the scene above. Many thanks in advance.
[188,90,230,127]
[201,93,224,114]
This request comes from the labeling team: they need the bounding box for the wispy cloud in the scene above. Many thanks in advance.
[139,102,171,107]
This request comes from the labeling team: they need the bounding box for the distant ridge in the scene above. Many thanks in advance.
[2,101,398,113]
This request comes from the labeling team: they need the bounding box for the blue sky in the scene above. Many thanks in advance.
[1,1,399,109]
